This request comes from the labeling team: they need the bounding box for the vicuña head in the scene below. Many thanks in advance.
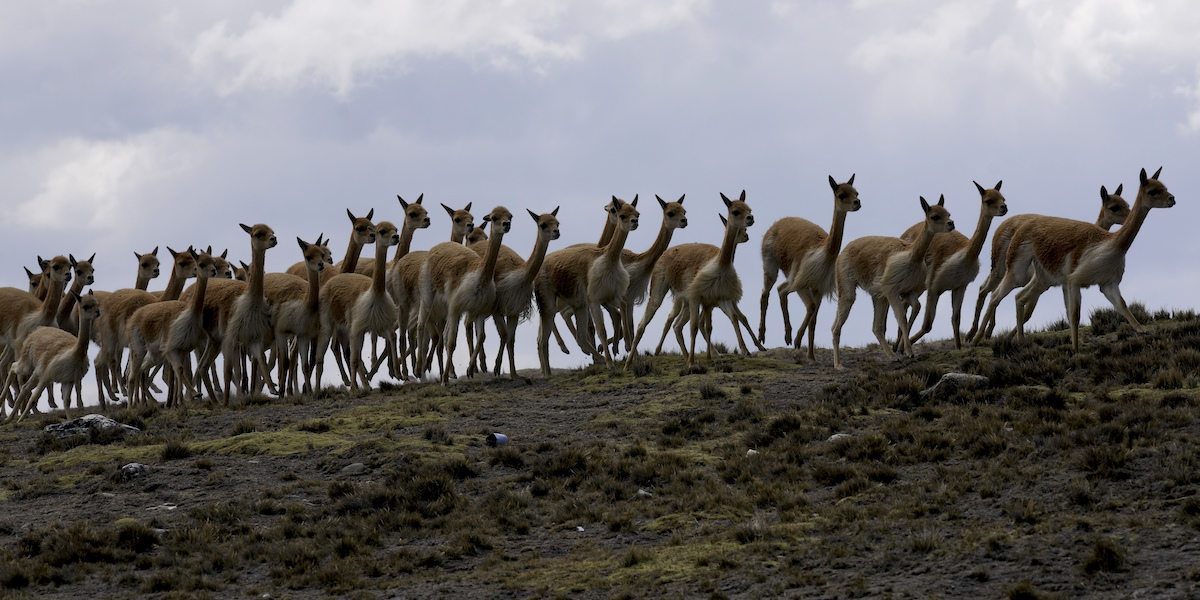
[399,195,431,231]
[830,175,862,213]
[442,202,475,242]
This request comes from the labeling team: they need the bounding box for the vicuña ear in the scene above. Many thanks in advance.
[1152,166,1162,180]
[994,180,1002,191]
[631,194,638,207]
[974,181,986,197]
[415,193,424,204]
[87,253,96,263]
[347,209,357,222]
[1140,168,1149,187]
[366,208,374,220]
[297,237,308,250]
[719,214,728,226]
[847,174,855,186]
[920,196,931,214]
[937,194,945,207]
[829,175,838,192]
[656,195,666,209]
[398,195,409,209]
[552,206,560,216]
[240,223,253,234]
[221,249,228,258]
[739,190,746,202]
[464,202,471,212]
[167,246,179,258]
[527,208,539,221]
[1100,185,1109,201]
[69,254,77,266]
[189,248,199,260]
[1115,183,1123,196]
[721,192,732,208]
[677,194,685,204]
[150,247,158,256]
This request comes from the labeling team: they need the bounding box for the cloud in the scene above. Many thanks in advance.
[1178,69,1200,135]
[6,129,205,231]
[847,0,1200,120]
[189,0,707,96]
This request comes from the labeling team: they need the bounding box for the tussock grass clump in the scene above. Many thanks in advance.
[421,423,453,445]
[1076,444,1129,478]
[1153,367,1185,389]
[1006,580,1059,600]
[297,419,331,433]
[626,355,659,378]
[231,419,258,436]
[1065,478,1097,507]
[910,527,942,554]
[160,438,192,461]
[488,444,525,468]
[745,412,828,449]
[620,544,653,568]
[1090,303,1152,337]
[698,380,726,400]
[1082,537,1126,574]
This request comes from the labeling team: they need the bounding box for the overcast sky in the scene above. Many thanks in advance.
[2,1,1197,394]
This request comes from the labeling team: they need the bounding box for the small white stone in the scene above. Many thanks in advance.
[828,433,852,442]
[576,526,585,532]
[746,449,759,456]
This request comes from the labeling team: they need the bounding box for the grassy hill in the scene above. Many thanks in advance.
[2,306,1199,599]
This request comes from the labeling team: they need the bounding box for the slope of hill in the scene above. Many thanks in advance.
[2,307,1199,599]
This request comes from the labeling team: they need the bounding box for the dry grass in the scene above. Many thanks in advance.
[0,309,1198,598]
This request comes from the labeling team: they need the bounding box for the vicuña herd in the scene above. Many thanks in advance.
[0,168,1177,420]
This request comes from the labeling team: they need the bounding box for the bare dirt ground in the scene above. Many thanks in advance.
[2,315,1200,599]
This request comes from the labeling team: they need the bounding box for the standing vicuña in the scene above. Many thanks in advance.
[419,207,513,384]
[977,167,1175,350]
[759,175,861,359]
[899,181,1007,349]
[831,196,954,369]
[967,183,1131,341]
[3,291,100,422]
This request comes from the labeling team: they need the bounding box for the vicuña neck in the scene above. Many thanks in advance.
[630,220,677,267]
[342,237,364,274]
[73,312,93,360]
[372,241,389,293]
[162,268,187,301]
[908,225,937,264]
[597,219,617,248]
[602,226,631,263]
[520,231,554,288]
[964,209,997,261]
[40,278,66,321]
[55,276,86,327]
[718,224,741,268]
[391,225,416,265]
[480,226,506,282]
[135,272,152,290]
[825,208,849,257]
[249,248,267,301]
[305,266,321,313]
[191,273,210,315]
[1113,192,1152,254]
